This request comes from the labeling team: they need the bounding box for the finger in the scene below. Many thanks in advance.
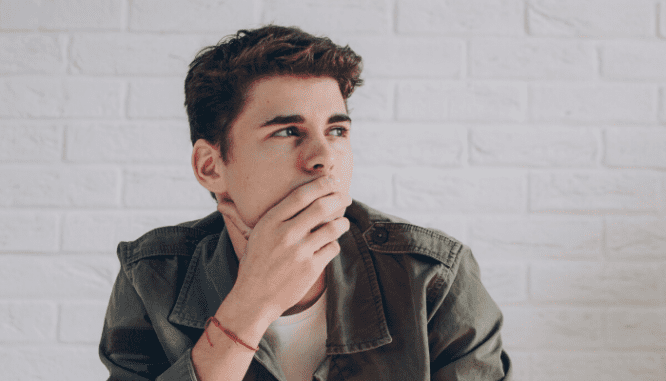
[286,192,352,236]
[311,238,343,269]
[303,216,350,254]
[264,175,340,223]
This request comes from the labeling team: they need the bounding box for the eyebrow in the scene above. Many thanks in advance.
[259,113,351,128]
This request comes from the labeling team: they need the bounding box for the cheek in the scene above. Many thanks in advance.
[336,146,354,193]
[259,143,294,163]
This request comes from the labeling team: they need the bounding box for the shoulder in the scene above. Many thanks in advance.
[346,199,466,269]
[116,211,225,267]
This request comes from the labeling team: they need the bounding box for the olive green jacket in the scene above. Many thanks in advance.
[100,200,512,380]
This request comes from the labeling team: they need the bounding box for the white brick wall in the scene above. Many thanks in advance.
[527,0,656,37]
[1,1,665,380]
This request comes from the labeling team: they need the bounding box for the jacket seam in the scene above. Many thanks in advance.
[120,227,215,265]
[348,224,393,344]
[363,222,461,266]
[168,233,219,328]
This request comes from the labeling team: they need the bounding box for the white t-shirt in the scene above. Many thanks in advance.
[263,288,328,381]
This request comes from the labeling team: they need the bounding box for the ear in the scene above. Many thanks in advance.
[192,139,227,196]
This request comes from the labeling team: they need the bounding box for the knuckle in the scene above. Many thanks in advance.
[328,218,347,236]
[326,239,340,253]
[293,190,308,206]
[312,197,329,214]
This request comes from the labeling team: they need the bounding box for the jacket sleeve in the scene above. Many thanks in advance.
[99,267,199,381]
[428,245,513,380]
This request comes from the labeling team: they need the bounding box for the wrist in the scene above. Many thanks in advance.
[214,290,277,347]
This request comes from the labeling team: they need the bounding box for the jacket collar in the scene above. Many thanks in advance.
[168,218,393,355]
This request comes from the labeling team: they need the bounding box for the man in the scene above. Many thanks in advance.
[99,25,512,381]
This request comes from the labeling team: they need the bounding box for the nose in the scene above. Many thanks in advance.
[303,135,335,174]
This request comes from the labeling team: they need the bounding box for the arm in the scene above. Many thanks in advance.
[100,175,351,380]
[190,175,351,380]
[429,246,512,380]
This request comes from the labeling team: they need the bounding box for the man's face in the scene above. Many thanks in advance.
[220,75,353,228]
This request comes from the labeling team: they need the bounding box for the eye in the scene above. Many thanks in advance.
[273,126,300,137]
[329,127,349,137]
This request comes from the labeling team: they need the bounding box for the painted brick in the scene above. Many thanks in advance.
[0,346,108,381]
[397,81,526,122]
[607,308,666,348]
[395,169,526,213]
[346,37,462,78]
[39,0,122,30]
[602,41,666,80]
[397,0,524,36]
[661,87,666,122]
[0,212,59,252]
[62,212,127,253]
[0,167,119,207]
[349,166,393,210]
[129,0,254,32]
[59,301,108,343]
[70,34,207,75]
[530,171,660,212]
[0,302,57,342]
[0,34,65,74]
[528,0,655,37]
[662,1,666,38]
[62,210,212,252]
[605,127,666,169]
[530,84,656,123]
[662,264,666,305]
[606,216,666,260]
[66,122,191,164]
[346,79,394,121]
[530,262,662,304]
[0,123,63,162]
[352,122,464,167]
[0,78,122,118]
[662,174,666,215]
[504,351,531,381]
[60,79,123,118]
[0,0,39,29]
[469,216,602,261]
[127,211,213,238]
[127,78,188,119]
[262,0,391,35]
[470,38,596,80]
[501,307,604,349]
[123,166,214,208]
[477,261,528,303]
[470,126,598,167]
[0,255,118,299]
[532,352,666,381]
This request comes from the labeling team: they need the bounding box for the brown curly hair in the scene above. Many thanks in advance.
[184,25,363,167]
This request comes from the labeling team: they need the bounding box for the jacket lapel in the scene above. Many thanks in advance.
[325,225,393,354]
[168,225,238,329]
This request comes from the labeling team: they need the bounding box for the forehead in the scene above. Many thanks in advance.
[241,75,347,119]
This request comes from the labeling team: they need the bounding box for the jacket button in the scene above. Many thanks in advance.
[372,227,389,244]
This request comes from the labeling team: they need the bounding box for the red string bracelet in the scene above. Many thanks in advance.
[204,316,259,352]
